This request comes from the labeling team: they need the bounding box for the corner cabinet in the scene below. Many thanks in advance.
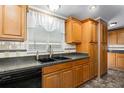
[0,5,27,41]
[65,17,81,44]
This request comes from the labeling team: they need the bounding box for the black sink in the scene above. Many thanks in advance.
[53,56,70,60]
[38,58,56,63]
[38,56,70,63]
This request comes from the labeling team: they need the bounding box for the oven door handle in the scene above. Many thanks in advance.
[0,76,11,81]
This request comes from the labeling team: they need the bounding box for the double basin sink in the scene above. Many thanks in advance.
[38,56,71,63]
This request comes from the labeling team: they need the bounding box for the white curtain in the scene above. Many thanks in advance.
[27,10,65,33]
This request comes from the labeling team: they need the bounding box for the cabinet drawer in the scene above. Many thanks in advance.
[42,62,73,74]
[73,59,89,66]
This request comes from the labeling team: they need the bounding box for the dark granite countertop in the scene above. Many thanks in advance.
[0,53,89,75]
[107,50,124,53]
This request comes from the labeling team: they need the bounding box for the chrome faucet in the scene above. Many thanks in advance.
[36,51,39,61]
[47,45,53,58]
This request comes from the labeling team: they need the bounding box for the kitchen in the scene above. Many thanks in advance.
[0,5,124,88]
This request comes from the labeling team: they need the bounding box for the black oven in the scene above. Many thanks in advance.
[0,68,41,88]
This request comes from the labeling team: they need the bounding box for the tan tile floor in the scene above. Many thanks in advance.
[79,69,124,88]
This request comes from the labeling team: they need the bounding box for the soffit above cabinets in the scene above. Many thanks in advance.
[33,5,123,21]
[32,5,124,29]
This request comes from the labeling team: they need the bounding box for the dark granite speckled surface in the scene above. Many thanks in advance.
[0,53,89,75]
[108,50,124,53]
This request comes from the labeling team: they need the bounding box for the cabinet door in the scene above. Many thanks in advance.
[83,63,90,82]
[100,43,107,75]
[74,65,83,87]
[0,6,2,35]
[94,62,98,76]
[100,21,107,43]
[108,31,117,45]
[116,54,124,69]
[65,21,72,43]
[0,5,26,41]
[108,53,116,68]
[72,21,81,43]
[89,43,98,63]
[42,72,60,88]
[89,62,95,79]
[91,22,97,42]
[61,69,74,88]
[117,30,124,44]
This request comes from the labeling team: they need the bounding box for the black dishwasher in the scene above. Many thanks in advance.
[0,68,41,88]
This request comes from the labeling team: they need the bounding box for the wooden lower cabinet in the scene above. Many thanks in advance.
[83,63,90,83]
[89,62,95,79]
[94,62,98,76]
[74,65,83,87]
[116,54,124,69]
[61,69,74,88]
[108,53,124,71]
[108,53,116,68]
[42,58,96,88]
[42,72,60,88]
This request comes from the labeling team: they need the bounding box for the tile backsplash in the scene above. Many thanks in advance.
[0,41,26,51]
[0,41,76,58]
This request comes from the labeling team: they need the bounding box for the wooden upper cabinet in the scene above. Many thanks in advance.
[117,29,124,45]
[90,21,98,43]
[81,18,98,43]
[108,31,117,45]
[0,5,27,41]
[76,18,98,53]
[65,17,81,44]
[100,20,108,43]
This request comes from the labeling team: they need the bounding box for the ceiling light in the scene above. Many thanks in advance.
[109,22,117,27]
[89,5,97,11]
[48,5,60,12]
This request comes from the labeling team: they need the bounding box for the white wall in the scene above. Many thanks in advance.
[108,11,124,30]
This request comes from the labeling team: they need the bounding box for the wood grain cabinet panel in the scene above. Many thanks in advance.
[89,62,95,79]
[65,17,81,44]
[61,69,74,88]
[0,5,27,41]
[117,30,124,44]
[42,58,96,88]
[108,31,117,45]
[108,53,116,68]
[83,63,90,83]
[74,65,83,87]
[90,21,98,42]
[116,54,124,69]
[42,72,60,88]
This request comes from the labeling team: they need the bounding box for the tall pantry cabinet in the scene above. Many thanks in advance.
[76,18,98,78]
[76,18,108,77]
[97,19,108,76]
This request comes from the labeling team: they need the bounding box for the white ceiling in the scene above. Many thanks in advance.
[33,5,124,29]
